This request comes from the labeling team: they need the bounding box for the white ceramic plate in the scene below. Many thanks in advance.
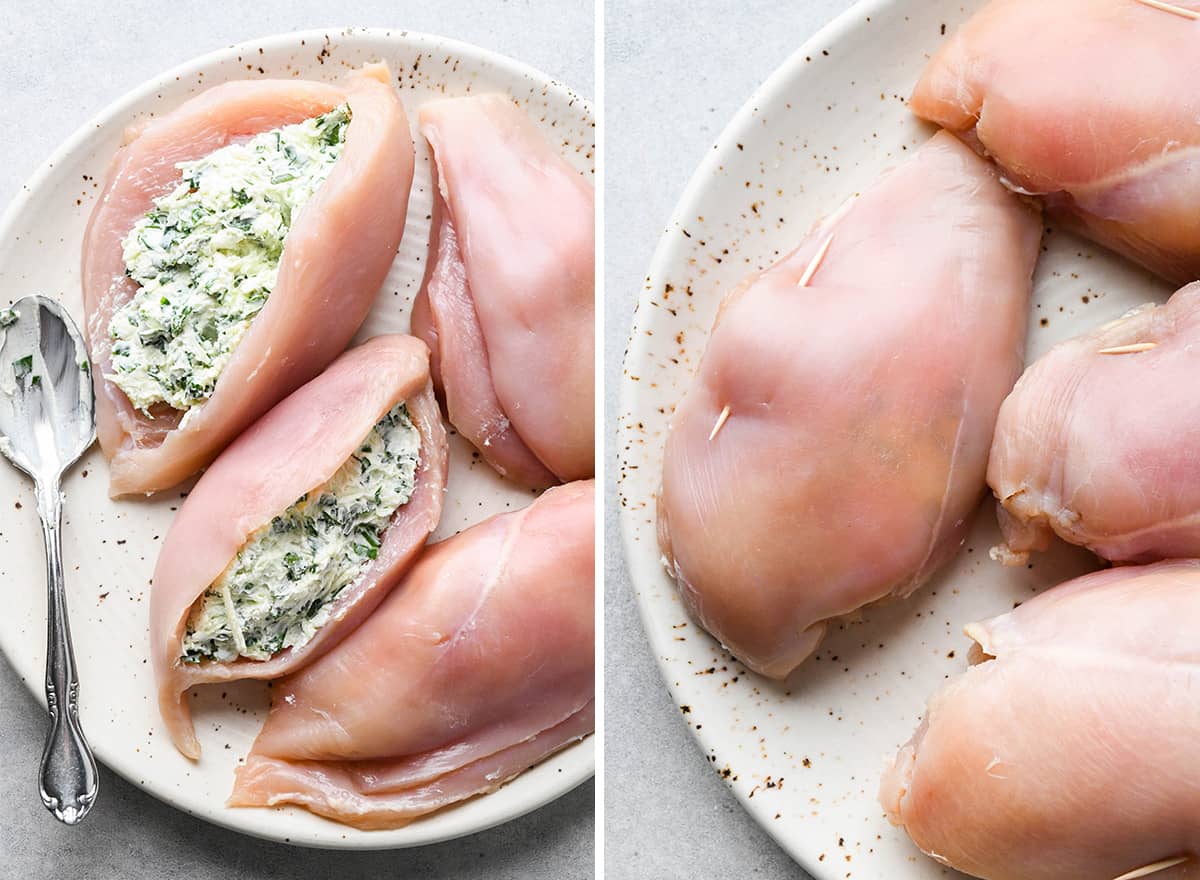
[0,27,593,849]
[617,1,1170,877]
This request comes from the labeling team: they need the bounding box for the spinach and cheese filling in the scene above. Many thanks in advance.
[181,402,420,663]
[107,105,351,413]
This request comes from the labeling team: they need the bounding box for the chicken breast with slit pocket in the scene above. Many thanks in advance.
[83,63,414,496]
[882,559,1200,880]
[912,0,1200,285]
[151,335,447,759]
[656,131,1041,679]
[990,282,1200,565]
[410,94,595,489]
[228,480,595,830]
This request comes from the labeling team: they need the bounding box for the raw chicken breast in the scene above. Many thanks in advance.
[881,559,1200,880]
[410,95,594,489]
[912,0,1200,285]
[228,480,595,829]
[83,64,414,496]
[657,131,1041,679]
[989,282,1200,564]
[152,336,447,759]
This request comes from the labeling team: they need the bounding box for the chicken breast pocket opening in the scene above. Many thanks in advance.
[83,63,415,496]
[151,335,448,759]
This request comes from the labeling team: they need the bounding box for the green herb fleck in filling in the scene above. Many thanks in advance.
[107,105,351,413]
[0,308,17,329]
[180,402,420,663]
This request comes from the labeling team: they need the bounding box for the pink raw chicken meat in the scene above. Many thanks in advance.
[151,335,447,759]
[912,0,1200,285]
[657,132,1041,679]
[882,559,1200,880]
[410,94,594,490]
[990,282,1200,565]
[82,63,414,497]
[228,480,595,829]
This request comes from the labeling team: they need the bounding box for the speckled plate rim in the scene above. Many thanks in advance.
[618,0,912,872]
[0,26,593,850]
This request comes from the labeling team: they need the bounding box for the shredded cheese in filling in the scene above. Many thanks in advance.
[181,402,420,663]
[107,105,351,413]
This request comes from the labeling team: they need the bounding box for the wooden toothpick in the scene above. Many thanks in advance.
[798,234,835,288]
[1111,855,1191,880]
[708,404,732,442]
[1133,0,1200,19]
[1097,342,1157,355]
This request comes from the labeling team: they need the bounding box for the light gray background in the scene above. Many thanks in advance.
[604,2,851,878]
[0,2,592,878]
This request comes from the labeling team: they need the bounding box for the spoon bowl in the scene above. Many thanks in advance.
[0,296,95,479]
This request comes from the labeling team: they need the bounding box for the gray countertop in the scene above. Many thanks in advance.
[0,2,592,878]
[603,2,853,878]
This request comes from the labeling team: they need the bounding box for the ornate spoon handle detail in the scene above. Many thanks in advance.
[36,477,98,825]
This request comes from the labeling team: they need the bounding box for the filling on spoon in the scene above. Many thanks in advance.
[181,402,419,663]
[106,106,351,415]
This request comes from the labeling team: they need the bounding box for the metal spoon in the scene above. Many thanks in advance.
[0,295,98,825]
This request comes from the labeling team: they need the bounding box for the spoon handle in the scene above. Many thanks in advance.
[35,477,98,825]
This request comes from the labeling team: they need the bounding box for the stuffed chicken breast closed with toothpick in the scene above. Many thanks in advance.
[657,131,1041,679]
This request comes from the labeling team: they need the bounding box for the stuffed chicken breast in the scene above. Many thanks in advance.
[657,131,1041,679]
[228,480,595,829]
[882,560,1200,880]
[83,63,414,496]
[989,282,1200,565]
[410,95,594,489]
[912,0,1200,285]
[151,335,447,758]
